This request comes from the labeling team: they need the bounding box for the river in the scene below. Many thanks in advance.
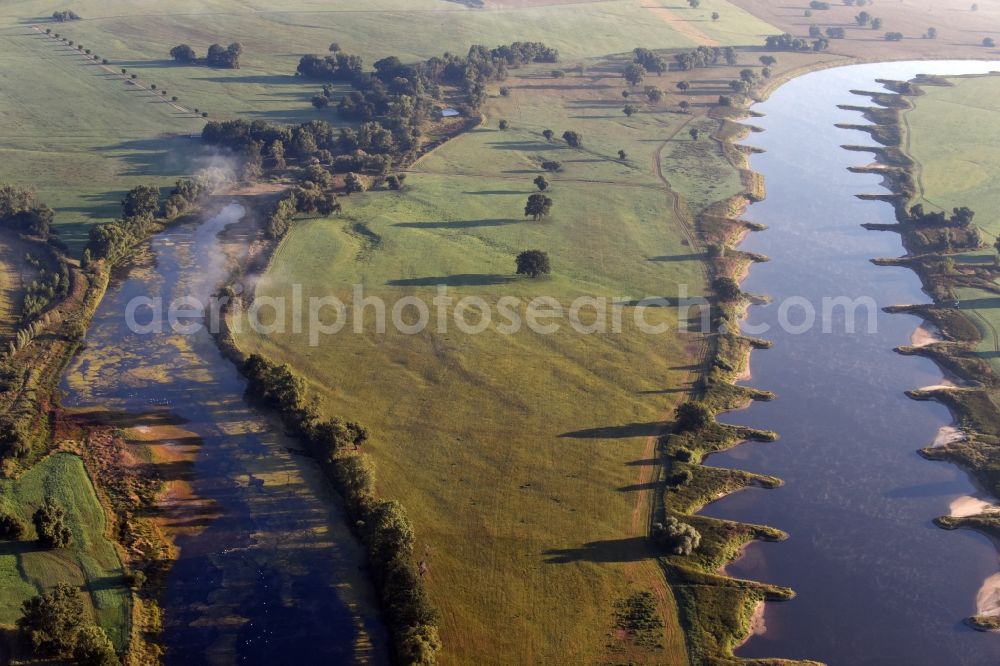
[700,61,1000,665]
[60,204,388,665]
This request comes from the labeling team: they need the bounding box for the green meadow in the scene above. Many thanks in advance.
[0,0,774,248]
[233,60,747,664]
[0,452,129,647]
[904,74,1000,369]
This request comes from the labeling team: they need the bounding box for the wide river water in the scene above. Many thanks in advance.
[701,61,1000,665]
[60,205,387,665]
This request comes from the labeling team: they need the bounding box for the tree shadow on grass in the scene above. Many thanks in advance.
[558,422,664,439]
[394,218,519,229]
[648,252,704,262]
[387,274,514,287]
[485,141,561,151]
[544,537,651,564]
[461,190,525,196]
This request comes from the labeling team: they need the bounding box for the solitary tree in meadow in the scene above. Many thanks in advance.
[645,86,664,104]
[984,37,996,48]
[677,80,690,92]
[524,194,553,220]
[689,128,700,141]
[562,131,582,148]
[515,250,551,278]
[712,12,720,20]
[688,0,701,7]
[533,175,549,192]
[541,160,562,172]
[623,104,638,117]
[542,129,554,141]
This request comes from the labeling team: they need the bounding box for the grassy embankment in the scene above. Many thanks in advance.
[846,73,1000,631]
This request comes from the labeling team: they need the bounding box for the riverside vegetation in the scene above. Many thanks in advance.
[846,72,1000,631]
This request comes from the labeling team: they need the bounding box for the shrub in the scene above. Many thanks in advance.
[72,625,117,666]
[652,517,701,555]
[0,512,25,539]
[674,446,694,462]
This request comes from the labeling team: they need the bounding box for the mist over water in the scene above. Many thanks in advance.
[60,205,388,665]
[700,61,1000,665]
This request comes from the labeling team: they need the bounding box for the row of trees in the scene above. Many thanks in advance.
[170,42,243,69]
[673,45,738,71]
[239,353,440,664]
[765,32,829,52]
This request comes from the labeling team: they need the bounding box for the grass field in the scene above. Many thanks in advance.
[0,25,204,250]
[0,0,776,249]
[904,74,1000,370]
[0,452,129,648]
[231,58,749,664]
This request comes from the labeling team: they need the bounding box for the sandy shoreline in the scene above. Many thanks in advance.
[933,425,966,447]
[911,322,943,347]
[978,572,1000,618]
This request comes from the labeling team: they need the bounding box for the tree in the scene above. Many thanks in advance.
[499,86,510,96]
[311,95,330,110]
[926,27,938,39]
[652,518,701,556]
[984,37,996,48]
[871,17,883,30]
[524,194,553,220]
[623,63,646,87]
[885,31,904,41]
[498,119,509,130]
[533,175,549,192]
[623,103,638,117]
[618,149,628,161]
[760,55,777,67]
[712,11,720,20]
[542,129,554,141]
[387,173,407,191]
[562,130,582,148]
[645,86,664,104]
[541,160,562,172]
[713,275,741,300]
[121,185,159,218]
[679,100,690,112]
[33,500,72,549]
[170,44,197,63]
[675,401,712,432]
[328,42,341,52]
[689,128,700,141]
[344,172,365,194]
[856,10,871,25]
[17,583,84,655]
[515,250,551,278]
[676,80,690,92]
[723,46,738,66]
[73,625,118,666]
[688,0,701,7]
